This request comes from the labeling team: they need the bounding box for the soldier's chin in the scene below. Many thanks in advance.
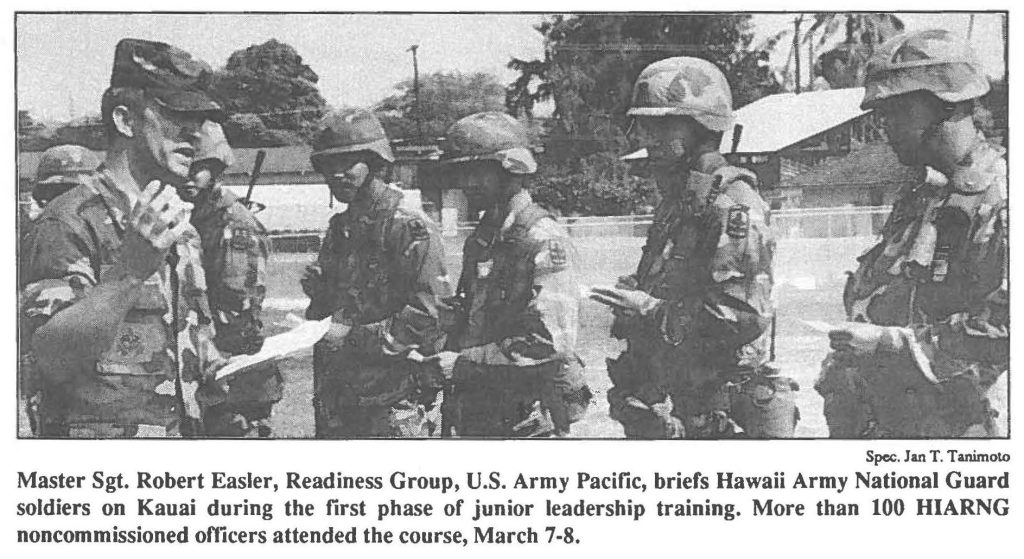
[330,184,359,203]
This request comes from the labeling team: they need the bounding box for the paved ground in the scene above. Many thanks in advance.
[260,236,867,438]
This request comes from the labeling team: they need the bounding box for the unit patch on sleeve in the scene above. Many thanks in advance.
[408,218,430,241]
[726,204,750,239]
[548,238,568,268]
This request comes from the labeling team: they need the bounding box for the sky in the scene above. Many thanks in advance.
[16,12,1006,123]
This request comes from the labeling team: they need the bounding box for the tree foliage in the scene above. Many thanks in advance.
[761,13,905,90]
[18,112,106,152]
[211,39,327,147]
[375,71,505,142]
[506,14,777,214]
[810,13,905,89]
[530,152,658,216]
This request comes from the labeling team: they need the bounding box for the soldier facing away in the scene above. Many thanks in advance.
[186,121,284,438]
[591,57,797,439]
[21,38,227,437]
[816,29,1007,438]
[436,112,591,437]
[302,109,452,438]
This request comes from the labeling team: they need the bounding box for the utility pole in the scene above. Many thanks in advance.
[407,44,422,143]
[967,14,976,40]
[793,15,803,94]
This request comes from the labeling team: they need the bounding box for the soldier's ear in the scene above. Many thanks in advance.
[111,105,136,139]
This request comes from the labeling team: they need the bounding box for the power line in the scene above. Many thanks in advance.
[550,43,738,53]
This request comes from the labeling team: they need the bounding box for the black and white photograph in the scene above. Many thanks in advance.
[14,11,1009,441]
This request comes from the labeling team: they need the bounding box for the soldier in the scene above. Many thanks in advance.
[187,121,283,438]
[19,144,101,434]
[21,145,101,285]
[591,57,797,439]
[436,112,591,437]
[22,38,226,438]
[816,29,1007,438]
[302,109,452,438]
[31,144,102,210]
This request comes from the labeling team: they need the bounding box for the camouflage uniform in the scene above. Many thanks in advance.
[19,145,100,434]
[305,110,452,438]
[441,112,591,437]
[23,169,224,437]
[816,30,1008,438]
[608,154,793,439]
[20,38,228,438]
[306,179,452,437]
[608,57,796,439]
[192,186,283,437]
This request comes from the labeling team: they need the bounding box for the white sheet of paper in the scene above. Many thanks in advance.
[215,317,332,381]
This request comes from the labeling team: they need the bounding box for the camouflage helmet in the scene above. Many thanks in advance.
[192,120,234,174]
[310,109,395,166]
[440,112,537,174]
[628,57,734,132]
[861,29,990,110]
[35,144,100,185]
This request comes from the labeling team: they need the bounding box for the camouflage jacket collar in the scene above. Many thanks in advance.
[191,185,232,219]
[948,137,1006,197]
[498,190,535,238]
[347,179,403,222]
[76,166,132,235]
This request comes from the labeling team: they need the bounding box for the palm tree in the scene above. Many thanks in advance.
[805,13,905,88]
[759,13,905,91]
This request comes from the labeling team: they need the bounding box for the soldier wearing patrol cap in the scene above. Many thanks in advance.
[187,121,284,438]
[817,29,1007,438]
[22,38,227,437]
[302,109,453,438]
[434,111,591,437]
[591,57,797,439]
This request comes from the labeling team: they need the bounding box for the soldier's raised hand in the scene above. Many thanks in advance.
[120,180,193,281]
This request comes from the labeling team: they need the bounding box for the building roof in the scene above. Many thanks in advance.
[721,87,869,155]
[19,143,439,182]
[780,141,921,189]
[227,146,314,177]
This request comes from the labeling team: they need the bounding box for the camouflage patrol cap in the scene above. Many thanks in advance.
[192,120,235,174]
[110,38,224,119]
[861,29,990,109]
[35,144,100,185]
[440,112,537,174]
[628,57,734,132]
[310,109,395,165]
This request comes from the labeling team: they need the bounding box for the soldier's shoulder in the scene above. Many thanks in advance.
[391,206,438,245]
[35,182,107,231]
[38,182,101,218]
[715,166,765,208]
[214,188,265,233]
[524,212,568,243]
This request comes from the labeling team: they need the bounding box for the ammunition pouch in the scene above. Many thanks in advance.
[818,349,994,438]
[606,353,680,438]
[313,343,419,410]
[444,356,590,437]
[724,366,800,438]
